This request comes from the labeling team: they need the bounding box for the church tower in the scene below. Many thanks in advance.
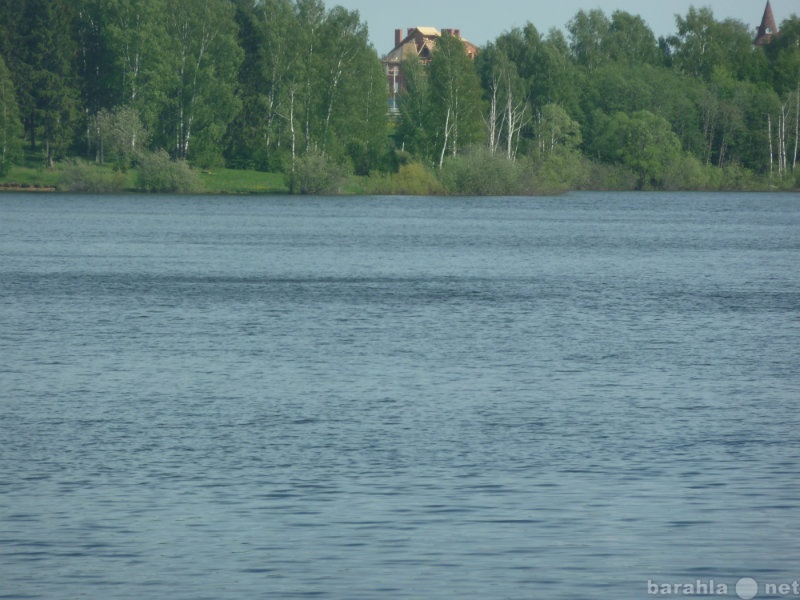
[754,0,778,45]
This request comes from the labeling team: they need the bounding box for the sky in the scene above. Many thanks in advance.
[324,0,799,53]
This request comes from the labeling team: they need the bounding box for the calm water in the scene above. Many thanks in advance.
[1,192,799,599]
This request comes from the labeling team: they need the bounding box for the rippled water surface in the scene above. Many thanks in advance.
[1,192,799,599]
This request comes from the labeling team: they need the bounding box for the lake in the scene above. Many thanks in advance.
[1,192,799,599]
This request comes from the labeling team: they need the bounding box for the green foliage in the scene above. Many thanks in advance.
[766,17,800,95]
[135,149,200,192]
[584,161,640,190]
[230,0,387,176]
[0,0,81,165]
[533,104,581,156]
[440,146,524,195]
[93,105,148,168]
[477,41,530,159]
[591,110,684,188]
[604,11,661,66]
[58,159,128,192]
[1,1,799,193]
[426,33,487,167]
[160,0,243,165]
[0,54,23,176]
[289,152,349,194]
[360,161,445,195]
[568,9,611,71]
[395,55,431,158]
[199,168,288,194]
[523,148,591,193]
[668,8,761,82]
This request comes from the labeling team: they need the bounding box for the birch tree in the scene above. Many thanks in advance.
[101,0,168,110]
[160,0,242,165]
[427,32,485,168]
[255,0,300,167]
[478,44,530,160]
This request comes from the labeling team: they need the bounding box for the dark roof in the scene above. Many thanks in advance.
[755,0,778,45]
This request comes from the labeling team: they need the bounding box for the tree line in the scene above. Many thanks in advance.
[1,0,799,191]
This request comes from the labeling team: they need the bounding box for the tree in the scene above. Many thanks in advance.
[765,17,800,177]
[767,17,800,96]
[100,0,170,113]
[669,8,761,82]
[0,0,82,165]
[0,54,23,175]
[477,42,530,159]
[395,54,431,159]
[427,32,485,168]
[245,0,301,170]
[93,104,148,167]
[591,110,683,188]
[333,28,390,175]
[603,11,661,66]
[230,0,387,174]
[74,0,116,130]
[533,103,581,157]
[313,5,387,171]
[158,0,243,166]
[568,9,611,72]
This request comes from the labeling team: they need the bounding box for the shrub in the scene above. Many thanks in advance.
[660,154,716,190]
[440,147,525,195]
[522,149,591,194]
[289,152,349,194]
[58,159,127,193]
[362,161,445,195]
[136,150,200,193]
[582,160,639,191]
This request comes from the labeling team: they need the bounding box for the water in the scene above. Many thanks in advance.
[1,192,799,600]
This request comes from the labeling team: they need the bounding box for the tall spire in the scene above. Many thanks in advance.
[754,0,778,45]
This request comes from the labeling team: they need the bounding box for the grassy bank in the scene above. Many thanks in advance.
[199,168,289,194]
[0,153,795,196]
[0,162,289,194]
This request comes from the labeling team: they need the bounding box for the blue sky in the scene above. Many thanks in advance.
[325,0,798,52]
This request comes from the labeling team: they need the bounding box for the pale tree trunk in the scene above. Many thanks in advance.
[487,78,500,155]
[304,29,315,152]
[794,83,799,174]
[702,99,716,166]
[451,94,460,158]
[504,88,528,160]
[505,85,515,159]
[768,113,774,180]
[322,55,345,155]
[289,86,297,173]
[177,12,214,160]
[438,106,451,169]
[779,104,786,177]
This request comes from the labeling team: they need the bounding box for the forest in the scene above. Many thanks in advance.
[1,0,800,193]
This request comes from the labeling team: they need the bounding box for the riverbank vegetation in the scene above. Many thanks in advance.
[1,0,799,194]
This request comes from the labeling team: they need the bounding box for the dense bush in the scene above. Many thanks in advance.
[289,153,350,194]
[58,160,127,193]
[136,150,201,193]
[361,162,446,195]
[521,150,591,194]
[440,147,525,195]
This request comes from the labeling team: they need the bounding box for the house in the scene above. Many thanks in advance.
[382,27,479,112]
[754,0,779,45]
